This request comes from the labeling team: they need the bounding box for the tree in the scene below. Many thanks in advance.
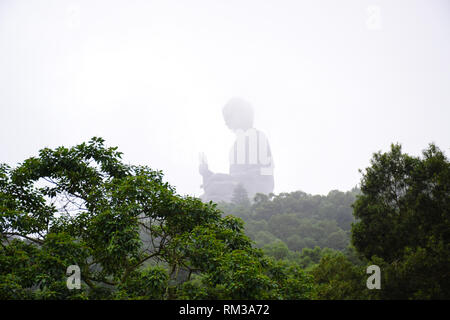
[311,253,378,300]
[351,143,450,299]
[231,183,250,207]
[325,230,348,251]
[221,189,355,253]
[0,137,314,300]
[0,137,220,298]
[262,240,290,260]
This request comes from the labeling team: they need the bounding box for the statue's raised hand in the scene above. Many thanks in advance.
[199,162,210,177]
[198,152,213,178]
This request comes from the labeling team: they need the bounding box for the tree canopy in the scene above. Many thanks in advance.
[1,139,448,300]
[351,143,450,299]
[0,137,313,299]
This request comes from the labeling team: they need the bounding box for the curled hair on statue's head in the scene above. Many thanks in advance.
[222,97,254,131]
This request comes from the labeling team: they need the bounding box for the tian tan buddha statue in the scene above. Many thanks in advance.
[199,97,274,203]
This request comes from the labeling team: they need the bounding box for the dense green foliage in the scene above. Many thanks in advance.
[220,143,449,300]
[218,188,359,266]
[352,143,450,299]
[0,138,314,299]
[1,139,448,299]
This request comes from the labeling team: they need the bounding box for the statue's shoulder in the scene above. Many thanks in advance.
[254,129,271,146]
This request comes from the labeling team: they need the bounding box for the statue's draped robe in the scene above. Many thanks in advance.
[201,128,274,202]
[229,128,274,200]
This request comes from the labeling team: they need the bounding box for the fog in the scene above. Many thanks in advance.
[1,0,449,197]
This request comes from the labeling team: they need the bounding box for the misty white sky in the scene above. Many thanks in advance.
[1,0,449,197]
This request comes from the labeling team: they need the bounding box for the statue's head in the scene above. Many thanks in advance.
[222,97,254,131]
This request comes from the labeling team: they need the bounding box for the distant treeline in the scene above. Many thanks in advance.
[218,188,359,268]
